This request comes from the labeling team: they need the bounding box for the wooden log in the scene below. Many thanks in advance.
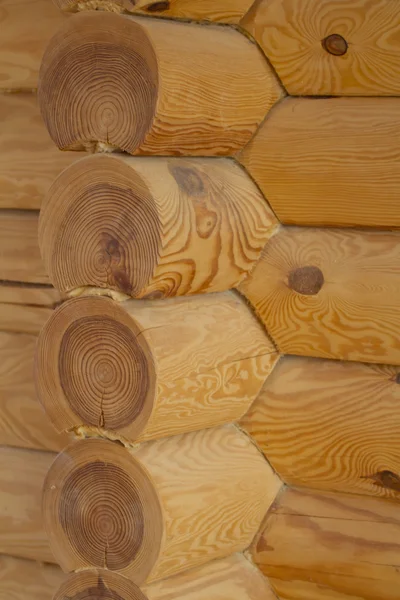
[238,97,400,228]
[0,283,63,335]
[241,0,400,96]
[238,227,400,365]
[43,428,282,583]
[36,292,278,442]
[0,94,75,210]
[0,332,68,451]
[0,282,62,307]
[38,11,283,156]
[0,555,65,600]
[240,355,400,500]
[0,0,67,90]
[0,211,47,284]
[39,154,278,297]
[53,0,255,24]
[251,487,400,599]
[0,446,54,563]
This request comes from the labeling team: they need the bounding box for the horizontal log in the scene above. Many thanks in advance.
[238,227,400,364]
[0,446,54,563]
[0,0,67,90]
[0,332,68,451]
[53,0,255,23]
[43,428,282,583]
[241,0,400,96]
[0,555,65,600]
[38,12,283,155]
[0,282,62,307]
[240,355,400,499]
[36,292,278,442]
[39,154,278,297]
[0,303,52,335]
[238,97,400,228]
[252,487,400,599]
[0,212,47,284]
[0,94,75,210]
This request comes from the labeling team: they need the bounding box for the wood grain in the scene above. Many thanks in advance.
[0,303,53,334]
[0,0,67,90]
[240,355,400,500]
[43,427,282,583]
[238,97,400,228]
[0,282,62,307]
[252,487,400,599]
[36,292,278,443]
[0,555,65,600]
[53,0,255,24]
[38,11,283,156]
[0,446,54,563]
[0,94,75,210]
[241,0,400,96]
[40,155,278,298]
[0,332,68,450]
[238,227,400,365]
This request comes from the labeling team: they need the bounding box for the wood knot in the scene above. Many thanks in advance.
[145,1,170,12]
[363,470,400,492]
[395,373,400,384]
[322,34,348,56]
[288,266,324,295]
[169,164,205,196]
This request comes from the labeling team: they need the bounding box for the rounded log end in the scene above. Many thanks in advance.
[38,11,158,153]
[39,155,162,297]
[43,438,163,583]
[35,296,155,440]
[54,569,149,600]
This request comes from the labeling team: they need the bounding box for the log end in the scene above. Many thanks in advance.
[54,569,148,600]
[43,438,163,582]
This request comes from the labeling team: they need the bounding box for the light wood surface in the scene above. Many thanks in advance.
[241,0,400,96]
[239,227,400,365]
[0,446,54,563]
[239,97,400,228]
[39,155,278,298]
[0,94,75,210]
[0,303,53,335]
[252,487,400,599]
[43,428,282,583]
[53,0,255,23]
[0,332,68,451]
[0,283,62,307]
[38,12,283,156]
[241,355,400,500]
[0,0,67,90]
[0,555,65,600]
[36,292,278,443]
[0,211,47,284]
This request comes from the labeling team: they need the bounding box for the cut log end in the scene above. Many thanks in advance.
[35,296,155,439]
[54,569,149,600]
[43,438,163,582]
[38,11,158,153]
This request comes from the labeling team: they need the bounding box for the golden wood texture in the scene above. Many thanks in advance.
[38,12,283,156]
[0,303,53,335]
[0,282,62,307]
[0,555,65,600]
[0,212,47,284]
[0,0,67,90]
[0,94,75,210]
[36,293,278,443]
[238,227,400,364]
[252,487,400,599]
[39,155,278,298]
[0,332,68,451]
[239,97,400,228]
[240,355,400,499]
[0,446,54,562]
[43,429,282,583]
[241,0,400,96]
[53,0,255,23]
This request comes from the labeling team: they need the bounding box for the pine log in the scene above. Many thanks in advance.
[241,0,400,96]
[0,212,47,284]
[238,227,400,365]
[0,332,68,451]
[43,428,282,583]
[0,555,65,600]
[0,94,75,210]
[0,0,67,90]
[238,97,400,228]
[252,487,400,599]
[0,283,62,335]
[240,355,400,500]
[39,155,278,297]
[53,0,255,23]
[36,292,278,443]
[0,282,62,307]
[38,11,283,156]
[0,446,54,563]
